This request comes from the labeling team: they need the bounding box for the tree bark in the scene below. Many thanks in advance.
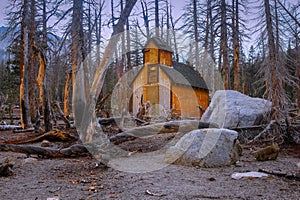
[76,0,137,143]
[155,0,159,37]
[193,0,200,73]
[126,0,131,70]
[170,3,179,62]
[52,101,71,128]
[63,72,71,117]
[0,144,90,158]
[296,34,300,108]
[233,0,240,91]
[264,0,281,120]
[20,0,32,129]
[141,0,150,38]
[220,0,230,89]
[28,0,37,123]
[110,120,218,144]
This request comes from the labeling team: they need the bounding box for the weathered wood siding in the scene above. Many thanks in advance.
[159,50,172,66]
[144,40,172,66]
[159,69,171,114]
[144,41,158,64]
[132,65,148,115]
[194,88,209,113]
[171,85,209,118]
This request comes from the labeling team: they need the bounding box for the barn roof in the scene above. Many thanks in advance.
[143,37,173,52]
[160,62,208,90]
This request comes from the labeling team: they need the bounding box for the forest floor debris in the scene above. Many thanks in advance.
[0,129,299,199]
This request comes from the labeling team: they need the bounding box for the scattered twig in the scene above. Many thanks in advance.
[145,190,166,197]
[258,168,300,181]
[13,128,35,133]
[248,120,279,144]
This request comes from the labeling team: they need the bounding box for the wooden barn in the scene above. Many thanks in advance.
[131,37,209,119]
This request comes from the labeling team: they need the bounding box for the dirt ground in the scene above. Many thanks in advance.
[0,129,300,200]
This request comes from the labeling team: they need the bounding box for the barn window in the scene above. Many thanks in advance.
[148,65,158,83]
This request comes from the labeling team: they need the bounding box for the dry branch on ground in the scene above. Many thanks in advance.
[0,143,90,158]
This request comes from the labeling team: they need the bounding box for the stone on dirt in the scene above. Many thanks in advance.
[41,140,51,147]
[165,128,241,167]
[201,90,272,129]
[252,143,279,161]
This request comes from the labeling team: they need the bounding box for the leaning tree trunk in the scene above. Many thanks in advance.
[75,0,138,143]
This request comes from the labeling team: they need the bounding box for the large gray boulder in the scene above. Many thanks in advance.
[165,128,241,167]
[201,90,272,128]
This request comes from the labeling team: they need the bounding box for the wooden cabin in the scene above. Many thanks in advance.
[131,37,209,119]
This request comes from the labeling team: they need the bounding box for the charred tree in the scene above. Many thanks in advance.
[20,0,32,129]
[232,0,240,91]
[220,0,230,90]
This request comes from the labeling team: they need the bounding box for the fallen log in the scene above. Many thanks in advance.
[98,117,147,126]
[110,120,218,144]
[0,144,90,158]
[98,117,121,126]
[3,129,78,144]
[13,127,35,133]
[0,125,22,131]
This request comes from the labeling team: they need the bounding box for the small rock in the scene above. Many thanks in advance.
[235,161,244,167]
[0,163,14,177]
[252,143,279,161]
[4,157,18,164]
[208,177,216,181]
[23,157,38,164]
[231,172,269,180]
[41,140,51,147]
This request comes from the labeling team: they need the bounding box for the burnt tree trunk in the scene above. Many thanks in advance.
[233,0,240,91]
[20,0,32,129]
[220,0,230,90]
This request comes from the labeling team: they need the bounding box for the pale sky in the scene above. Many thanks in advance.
[0,0,8,26]
[0,0,298,26]
[0,0,185,26]
[0,0,298,52]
